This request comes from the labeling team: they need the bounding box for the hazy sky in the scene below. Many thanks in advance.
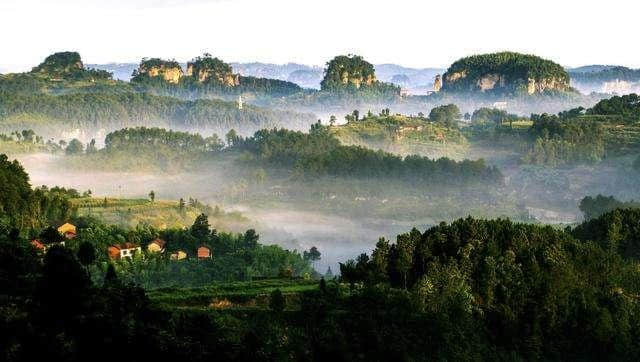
[1,0,638,72]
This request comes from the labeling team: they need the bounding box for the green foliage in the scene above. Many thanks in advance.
[269,288,285,312]
[30,51,112,81]
[65,138,84,155]
[471,107,519,124]
[187,53,233,83]
[0,129,60,155]
[319,54,400,98]
[0,154,74,229]
[236,124,502,185]
[320,54,376,91]
[68,127,224,172]
[77,241,97,267]
[579,194,640,220]
[523,113,605,165]
[443,51,569,94]
[588,93,640,122]
[429,104,461,128]
[130,54,303,98]
[341,215,640,359]
[331,112,468,158]
[0,91,311,135]
[572,208,640,259]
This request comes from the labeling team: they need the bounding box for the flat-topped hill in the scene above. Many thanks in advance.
[442,52,570,95]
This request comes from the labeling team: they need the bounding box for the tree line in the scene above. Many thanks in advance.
[233,122,503,185]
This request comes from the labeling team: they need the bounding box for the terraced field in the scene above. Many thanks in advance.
[330,114,469,159]
[72,197,248,229]
[604,123,640,155]
[148,279,320,311]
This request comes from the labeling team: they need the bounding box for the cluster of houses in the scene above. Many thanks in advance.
[107,238,212,261]
[31,222,213,262]
[30,222,77,251]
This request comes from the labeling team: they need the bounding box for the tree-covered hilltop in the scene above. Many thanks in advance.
[66,127,225,172]
[519,94,640,166]
[587,93,640,121]
[320,54,400,95]
[30,51,112,81]
[130,54,303,98]
[131,57,183,84]
[442,52,570,95]
[329,109,468,158]
[186,53,237,85]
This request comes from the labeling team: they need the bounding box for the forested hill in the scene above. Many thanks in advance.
[335,210,640,359]
[233,123,502,185]
[0,91,314,136]
[0,154,74,229]
[442,52,570,95]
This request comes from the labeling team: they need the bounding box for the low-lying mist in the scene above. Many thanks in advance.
[15,137,640,273]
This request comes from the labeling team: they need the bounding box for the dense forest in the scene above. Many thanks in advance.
[520,94,640,166]
[63,127,224,172]
[0,154,74,230]
[234,122,502,185]
[579,194,640,220]
[0,91,312,135]
[3,186,640,359]
[333,211,640,359]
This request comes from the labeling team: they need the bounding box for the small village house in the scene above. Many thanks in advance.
[107,242,141,260]
[147,238,166,254]
[197,245,212,260]
[170,250,187,260]
[57,222,77,239]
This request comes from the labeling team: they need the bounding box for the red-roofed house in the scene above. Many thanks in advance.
[197,245,212,260]
[107,242,141,260]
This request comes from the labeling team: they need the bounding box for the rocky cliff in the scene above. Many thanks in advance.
[442,52,570,95]
[186,55,239,86]
[320,55,377,90]
[136,58,183,84]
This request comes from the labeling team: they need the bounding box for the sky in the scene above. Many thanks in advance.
[1,0,639,72]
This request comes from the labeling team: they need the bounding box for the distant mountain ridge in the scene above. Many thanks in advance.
[567,65,640,95]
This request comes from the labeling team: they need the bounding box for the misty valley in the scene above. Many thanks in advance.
[2,50,640,361]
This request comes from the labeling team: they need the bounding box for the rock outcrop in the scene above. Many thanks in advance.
[433,74,442,92]
[31,52,84,77]
[136,58,183,84]
[320,55,378,90]
[442,52,570,95]
[186,55,239,86]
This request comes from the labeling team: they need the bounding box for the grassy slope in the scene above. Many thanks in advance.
[148,278,319,311]
[0,139,52,155]
[72,197,248,230]
[330,115,469,159]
